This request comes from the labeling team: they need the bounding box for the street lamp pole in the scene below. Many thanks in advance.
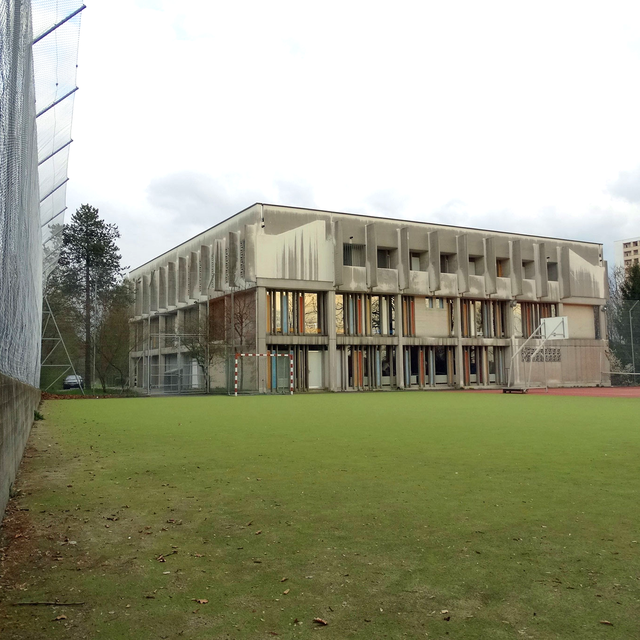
[630,300,640,375]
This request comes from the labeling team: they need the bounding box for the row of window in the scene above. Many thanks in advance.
[266,290,558,339]
[266,290,324,335]
[341,244,559,281]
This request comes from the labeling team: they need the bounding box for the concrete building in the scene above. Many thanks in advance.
[129,204,609,393]
[614,237,640,269]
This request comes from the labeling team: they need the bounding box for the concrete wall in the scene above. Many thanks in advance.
[564,304,596,339]
[0,373,40,516]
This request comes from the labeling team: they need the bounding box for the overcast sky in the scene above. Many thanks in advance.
[65,0,640,270]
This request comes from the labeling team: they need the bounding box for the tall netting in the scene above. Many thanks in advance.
[32,0,83,278]
[1,0,83,517]
[0,0,41,387]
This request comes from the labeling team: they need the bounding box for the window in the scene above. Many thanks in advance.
[625,259,632,266]
[469,257,483,276]
[343,243,366,267]
[267,290,325,335]
[625,251,631,257]
[496,259,508,278]
[402,297,416,336]
[624,243,631,248]
[522,260,535,279]
[635,250,638,255]
[377,249,392,269]
[634,242,638,246]
[547,261,558,282]
[336,294,395,336]
[410,252,423,271]
[460,300,508,338]
[513,302,557,338]
[440,254,455,274]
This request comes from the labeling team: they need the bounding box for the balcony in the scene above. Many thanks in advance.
[340,266,367,291]
[373,268,399,293]
[437,272,458,296]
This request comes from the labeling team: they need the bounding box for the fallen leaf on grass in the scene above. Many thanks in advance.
[441,610,449,614]
[313,617,328,626]
[156,555,166,562]
[192,598,209,604]
[53,615,67,621]
[194,553,204,558]
[600,621,614,626]
[255,530,262,535]
[283,589,290,595]
[280,577,288,582]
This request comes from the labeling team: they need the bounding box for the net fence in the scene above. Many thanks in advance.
[0,0,41,387]
[0,0,82,387]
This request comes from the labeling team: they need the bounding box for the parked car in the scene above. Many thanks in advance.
[63,375,83,389]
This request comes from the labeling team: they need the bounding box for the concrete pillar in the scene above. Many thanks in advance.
[158,315,166,392]
[327,290,337,391]
[256,286,268,393]
[395,294,404,388]
[454,297,463,388]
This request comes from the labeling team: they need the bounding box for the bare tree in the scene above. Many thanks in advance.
[179,287,257,392]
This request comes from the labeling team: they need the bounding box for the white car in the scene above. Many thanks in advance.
[63,375,83,389]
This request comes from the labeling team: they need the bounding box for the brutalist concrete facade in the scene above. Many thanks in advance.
[129,204,609,393]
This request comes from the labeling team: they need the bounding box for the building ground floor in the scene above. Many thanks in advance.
[129,287,608,394]
[131,337,607,395]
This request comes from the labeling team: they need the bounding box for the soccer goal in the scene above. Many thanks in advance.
[234,352,294,396]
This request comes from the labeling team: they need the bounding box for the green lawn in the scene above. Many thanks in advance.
[1,393,639,639]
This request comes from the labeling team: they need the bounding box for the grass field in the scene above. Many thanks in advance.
[1,392,639,639]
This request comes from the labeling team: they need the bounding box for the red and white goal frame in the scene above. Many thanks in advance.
[234,352,294,396]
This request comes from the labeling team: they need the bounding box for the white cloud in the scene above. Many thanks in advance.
[65,0,640,270]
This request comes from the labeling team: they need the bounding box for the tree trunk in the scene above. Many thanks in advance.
[85,260,91,389]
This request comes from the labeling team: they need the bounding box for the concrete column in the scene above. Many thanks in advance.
[327,290,337,391]
[395,294,404,388]
[256,286,268,393]
[158,315,166,391]
[176,309,185,392]
[454,297,464,388]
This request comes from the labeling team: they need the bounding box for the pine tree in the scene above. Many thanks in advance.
[620,263,640,301]
[54,205,126,388]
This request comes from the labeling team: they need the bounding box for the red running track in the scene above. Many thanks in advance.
[467,387,640,398]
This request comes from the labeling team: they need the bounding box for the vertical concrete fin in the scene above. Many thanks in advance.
[510,240,523,296]
[142,275,150,314]
[428,230,441,293]
[178,257,187,303]
[167,261,177,306]
[189,251,199,299]
[537,242,548,298]
[213,239,224,291]
[334,220,344,286]
[159,266,167,309]
[228,231,239,288]
[560,245,571,299]
[135,278,143,316]
[150,270,158,312]
[244,224,257,283]
[484,236,497,295]
[398,227,410,290]
[366,223,378,288]
[456,234,469,293]
[200,245,211,294]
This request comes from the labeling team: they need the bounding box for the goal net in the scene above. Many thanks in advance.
[234,352,293,396]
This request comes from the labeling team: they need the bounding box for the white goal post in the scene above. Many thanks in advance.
[234,352,294,396]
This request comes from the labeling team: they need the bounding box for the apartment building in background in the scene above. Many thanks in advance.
[128,204,609,394]
[614,237,640,269]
